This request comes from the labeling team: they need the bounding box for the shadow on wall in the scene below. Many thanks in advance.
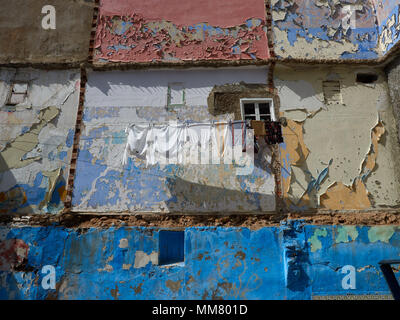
[0,154,34,215]
[0,153,68,215]
[165,175,276,213]
[162,143,277,212]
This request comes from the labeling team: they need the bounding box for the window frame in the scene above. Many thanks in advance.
[240,98,275,121]
[6,81,29,106]
[167,82,186,108]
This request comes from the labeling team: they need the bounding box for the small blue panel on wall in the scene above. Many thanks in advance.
[159,230,184,265]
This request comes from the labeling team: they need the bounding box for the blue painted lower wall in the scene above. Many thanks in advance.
[0,222,399,300]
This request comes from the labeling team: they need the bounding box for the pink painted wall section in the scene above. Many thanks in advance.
[100,0,267,27]
[95,0,270,63]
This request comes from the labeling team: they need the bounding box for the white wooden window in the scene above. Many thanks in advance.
[240,98,275,121]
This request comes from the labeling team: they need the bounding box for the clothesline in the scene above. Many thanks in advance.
[123,120,249,166]
[122,119,283,166]
[125,119,247,129]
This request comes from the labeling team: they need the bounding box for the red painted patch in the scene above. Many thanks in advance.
[100,0,266,28]
[0,239,29,271]
[96,0,270,63]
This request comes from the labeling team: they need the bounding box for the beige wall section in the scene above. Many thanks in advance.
[0,0,94,64]
[277,65,400,211]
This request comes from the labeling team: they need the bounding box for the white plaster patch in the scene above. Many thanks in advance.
[134,250,158,268]
[275,78,324,112]
[119,238,129,248]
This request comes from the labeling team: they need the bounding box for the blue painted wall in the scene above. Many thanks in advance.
[272,0,400,60]
[0,223,399,300]
[272,0,380,60]
[377,1,400,55]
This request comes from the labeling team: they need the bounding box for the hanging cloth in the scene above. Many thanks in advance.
[123,124,151,165]
[123,121,247,166]
[264,121,284,145]
[250,120,266,136]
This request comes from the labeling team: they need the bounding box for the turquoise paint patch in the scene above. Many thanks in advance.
[308,228,328,252]
[368,226,396,243]
[336,226,359,243]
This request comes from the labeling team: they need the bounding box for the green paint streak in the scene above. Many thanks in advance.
[336,226,359,243]
[308,228,328,252]
[368,226,396,243]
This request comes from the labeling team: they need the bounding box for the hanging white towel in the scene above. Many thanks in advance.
[123,124,151,165]
[153,123,187,165]
[210,123,229,164]
[123,121,246,166]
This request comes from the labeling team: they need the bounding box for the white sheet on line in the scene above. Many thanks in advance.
[123,121,246,166]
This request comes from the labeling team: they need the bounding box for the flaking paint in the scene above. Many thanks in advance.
[0,224,398,299]
[95,0,270,63]
[277,65,400,211]
[0,68,79,214]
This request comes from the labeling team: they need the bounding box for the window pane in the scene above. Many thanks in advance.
[245,115,256,120]
[244,103,255,114]
[260,115,271,121]
[258,103,270,114]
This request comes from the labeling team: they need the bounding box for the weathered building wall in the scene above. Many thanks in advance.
[375,0,400,56]
[0,223,399,299]
[1,0,399,65]
[0,68,80,214]
[386,56,400,144]
[276,65,400,211]
[72,67,278,214]
[0,0,94,64]
[271,0,380,60]
[94,0,270,63]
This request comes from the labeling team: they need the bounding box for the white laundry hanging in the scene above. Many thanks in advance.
[122,124,151,165]
[122,120,247,166]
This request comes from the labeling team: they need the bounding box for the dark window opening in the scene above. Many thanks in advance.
[159,230,184,265]
[258,103,270,115]
[356,73,378,84]
[242,100,273,121]
[244,103,255,114]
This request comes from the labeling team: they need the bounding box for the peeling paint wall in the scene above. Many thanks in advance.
[272,0,380,60]
[386,56,400,144]
[0,223,399,299]
[72,67,277,213]
[94,0,270,63]
[277,65,400,211]
[0,0,94,64]
[0,68,80,214]
[374,0,400,55]
[2,0,400,303]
